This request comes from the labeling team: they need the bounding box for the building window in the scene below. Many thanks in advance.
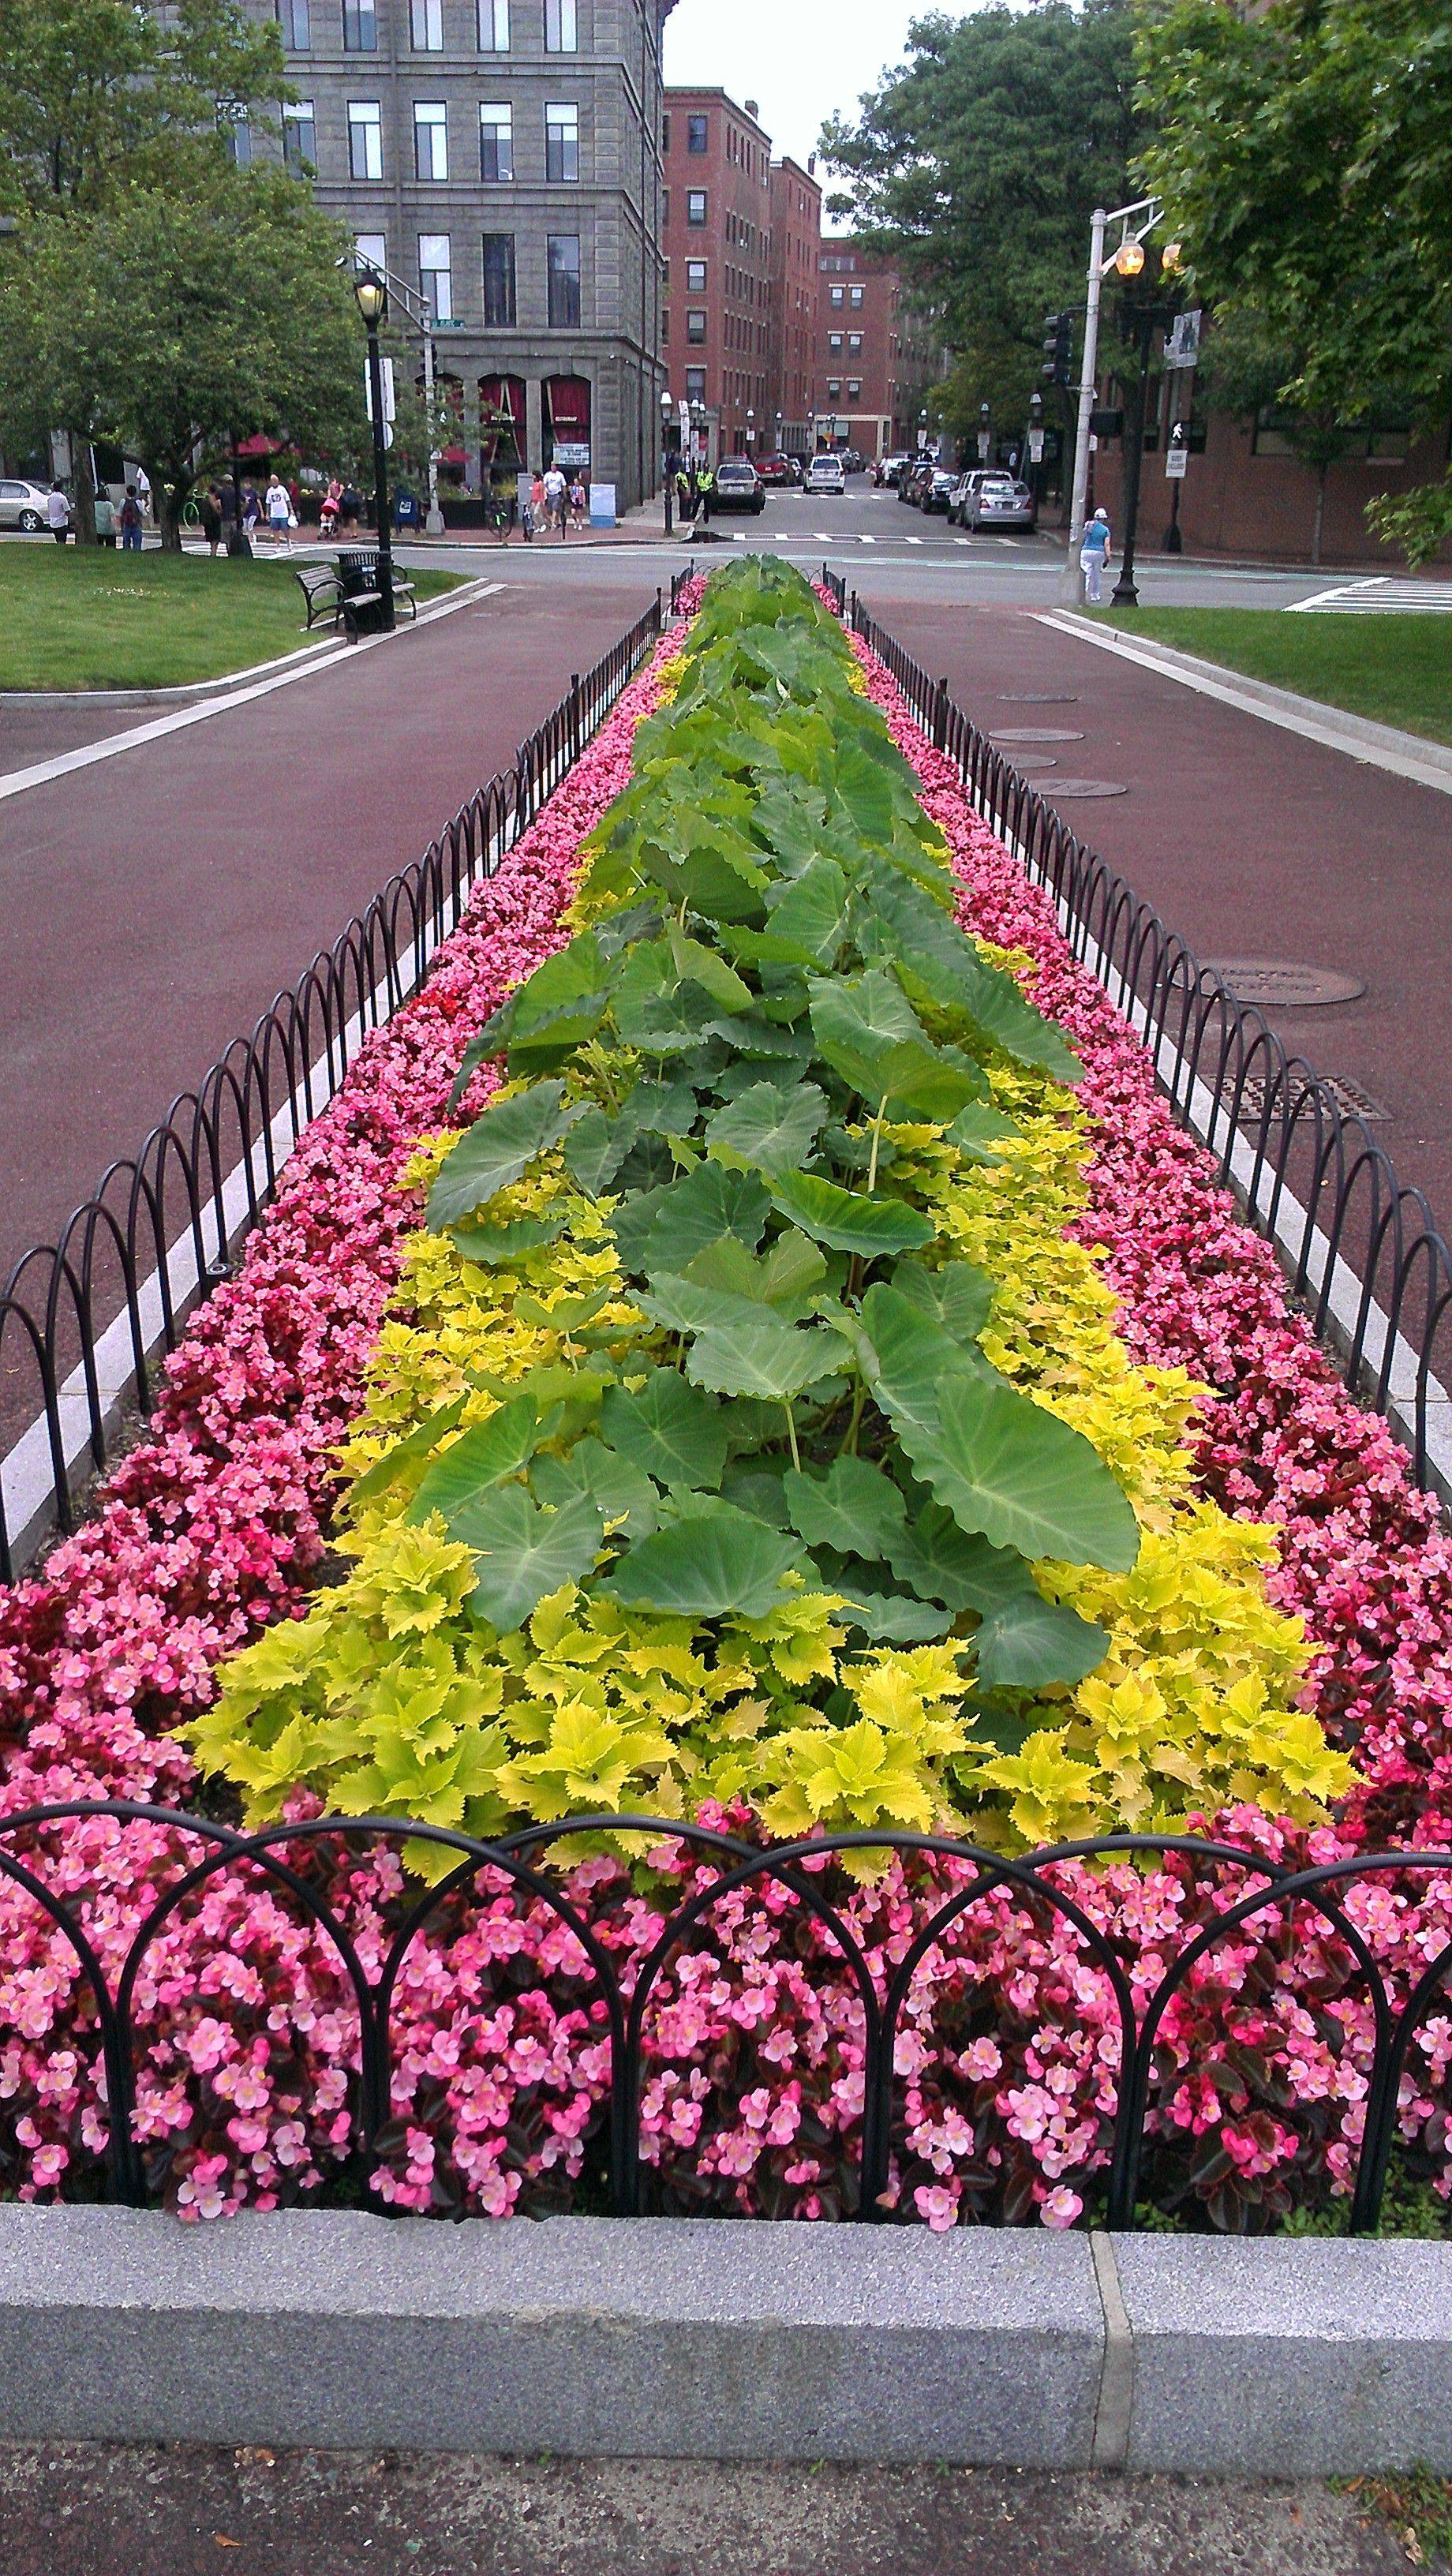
[847,378,861,397]
[277,0,310,44]
[828,331,842,352]
[687,309,705,344]
[477,0,509,44]
[419,232,452,320]
[479,102,512,179]
[283,99,316,168]
[848,332,862,353]
[827,378,840,399]
[849,285,863,306]
[687,112,707,153]
[547,231,581,327]
[481,232,516,326]
[661,306,669,344]
[829,285,844,306]
[544,101,578,182]
[355,230,387,275]
[661,111,670,152]
[685,366,705,402]
[348,98,383,178]
[686,258,705,291]
[687,189,706,226]
[544,0,576,49]
[414,100,447,180]
[411,0,442,41]
[342,0,376,48]
[219,103,252,166]
[661,189,668,223]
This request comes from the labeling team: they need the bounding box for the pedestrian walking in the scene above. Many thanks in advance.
[119,485,144,550]
[241,482,261,541]
[219,481,238,549]
[92,489,116,548]
[698,463,714,526]
[543,462,567,535]
[264,473,294,553]
[568,474,587,533]
[46,481,71,545]
[1080,507,1112,605]
[199,486,223,556]
[319,476,343,539]
[527,469,546,542]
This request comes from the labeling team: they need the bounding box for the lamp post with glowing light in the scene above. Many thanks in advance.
[354,264,395,632]
[1110,233,1185,608]
[1060,199,1184,605]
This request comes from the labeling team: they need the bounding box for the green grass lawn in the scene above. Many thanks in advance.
[1099,605,1452,749]
[0,542,463,690]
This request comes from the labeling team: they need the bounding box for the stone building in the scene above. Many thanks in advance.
[243,0,672,508]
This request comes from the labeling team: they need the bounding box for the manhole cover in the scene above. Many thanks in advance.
[1009,751,1059,770]
[1228,1073,1391,1125]
[1204,959,1367,1008]
[991,727,1084,743]
[997,694,1080,705]
[1045,778,1129,799]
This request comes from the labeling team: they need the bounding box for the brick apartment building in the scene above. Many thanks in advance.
[769,155,821,454]
[815,239,940,462]
[661,87,773,460]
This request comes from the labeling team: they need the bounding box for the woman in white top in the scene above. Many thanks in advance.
[264,474,294,553]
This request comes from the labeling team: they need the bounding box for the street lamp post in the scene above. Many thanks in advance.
[745,406,754,455]
[1024,389,1044,514]
[661,386,675,533]
[1060,196,1169,605]
[977,401,991,465]
[354,265,396,633]
[1110,243,1184,608]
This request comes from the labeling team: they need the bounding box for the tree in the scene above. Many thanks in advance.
[820,2,1141,427]
[0,170,367,548]
[1136,0,1452,563]
[1199,310,1409,567]
[0,0,284,208]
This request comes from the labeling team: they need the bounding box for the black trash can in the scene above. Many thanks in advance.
[336,548,387,636]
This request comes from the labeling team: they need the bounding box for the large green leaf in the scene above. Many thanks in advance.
[808,973,985,1121]
[667,929,755,1016]
[532,1436,660,1538]
[975,1593,1110,1691]
[449,1211,567,1267]
[890,1256,995,1348]
[682,1229,827,1316]
[561,1106,634,1198]
[784,1456,908,1558]
[615,1162,771,1279]
[598,1368,730,1489]
[409,1396,564,1523]
[858,1282,993,1426]
[460,1488,606,1633]
[769,1170,935,1260]
[426,1082,586,1230]
[705,1081,828,1177]
[343,1395,467,1514]
[720,858,851,972]
[685,1310,851,1401]
[601,1507,802,1619]
[611,949,724,1057]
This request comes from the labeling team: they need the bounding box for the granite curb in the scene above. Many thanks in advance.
[1,2207,1449,2474]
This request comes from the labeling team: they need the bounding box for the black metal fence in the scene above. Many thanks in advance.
[836,578,1452,1496]
[0,1800,1447,2234]
[0,593,666,1580]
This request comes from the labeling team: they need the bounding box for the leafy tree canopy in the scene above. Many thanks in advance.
[0,0,285,208]
[1136,0,1452,563]
[820,2,1140,423]
[0,167,366,545]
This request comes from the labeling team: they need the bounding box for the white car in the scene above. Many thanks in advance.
[805,453,847,495]
[0,478,54,532]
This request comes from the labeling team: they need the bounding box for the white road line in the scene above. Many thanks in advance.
[905,536,924,545]
[1286,576,1383,615]
[814,530,833,541]
[0,580,502,803]
[858,534,876,545]
[1033,608,1452,797]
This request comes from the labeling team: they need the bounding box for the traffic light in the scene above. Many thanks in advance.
[1042,312,1073,388]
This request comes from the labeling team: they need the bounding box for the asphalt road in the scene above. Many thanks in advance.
[0,2445,1413,2576]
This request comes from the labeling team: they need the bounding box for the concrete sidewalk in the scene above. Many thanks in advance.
[875,595,1452,1237]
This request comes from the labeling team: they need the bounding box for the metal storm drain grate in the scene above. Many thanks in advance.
[991,727,1085,743]
[1225,1073,1393,1125]
[1203,959,1367,1008]
[1046,778,1129,798]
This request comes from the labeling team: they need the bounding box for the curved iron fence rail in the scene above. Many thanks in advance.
[0,1800,1446,2233]
[0,593,667,1580]
[836,578,1452,1496]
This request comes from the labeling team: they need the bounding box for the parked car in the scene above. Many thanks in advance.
[947,469,991,526]
[964,474,1037,533]
[874,451,908,488]
[0,477,54,532]
[921,466,957,515]
[711,458,765,515]
[805,452,847,495]
[899,459,935,507]
[842,447,865,476]
[754,453,795,486]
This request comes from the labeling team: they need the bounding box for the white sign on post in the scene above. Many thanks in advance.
[363,357,396,423]
[1165,444,1188,480]
[1164,309,1202,372]
[1027,428,1046,464]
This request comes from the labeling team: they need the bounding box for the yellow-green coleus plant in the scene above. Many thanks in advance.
[187,557,1357,1866]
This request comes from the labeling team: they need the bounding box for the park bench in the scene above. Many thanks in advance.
[294,566,344,631]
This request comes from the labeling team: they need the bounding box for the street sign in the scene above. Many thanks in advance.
[1165,443,1188,479]
[363,357,396,424]
[1165,308,1202,371]
[1027,428,1046,464]
[976,431,990,461]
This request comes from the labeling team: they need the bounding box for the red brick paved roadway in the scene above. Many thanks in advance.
[0,2443,1409,2574]
[879,597,1452,1237]
[0,578,652,1280]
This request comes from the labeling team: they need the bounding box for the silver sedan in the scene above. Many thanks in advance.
[965,475,1037,533]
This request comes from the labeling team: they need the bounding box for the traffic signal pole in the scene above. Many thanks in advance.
[1059,205,1106,605]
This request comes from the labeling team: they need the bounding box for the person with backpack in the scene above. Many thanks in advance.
[119,485,144,549]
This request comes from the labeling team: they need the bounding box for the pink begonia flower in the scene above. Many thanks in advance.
[1041,2188,1083,2229]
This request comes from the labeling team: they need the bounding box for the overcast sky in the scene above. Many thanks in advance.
[662,0,953,205]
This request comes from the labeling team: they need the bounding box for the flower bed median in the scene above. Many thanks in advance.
[0,560,1450,2233]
